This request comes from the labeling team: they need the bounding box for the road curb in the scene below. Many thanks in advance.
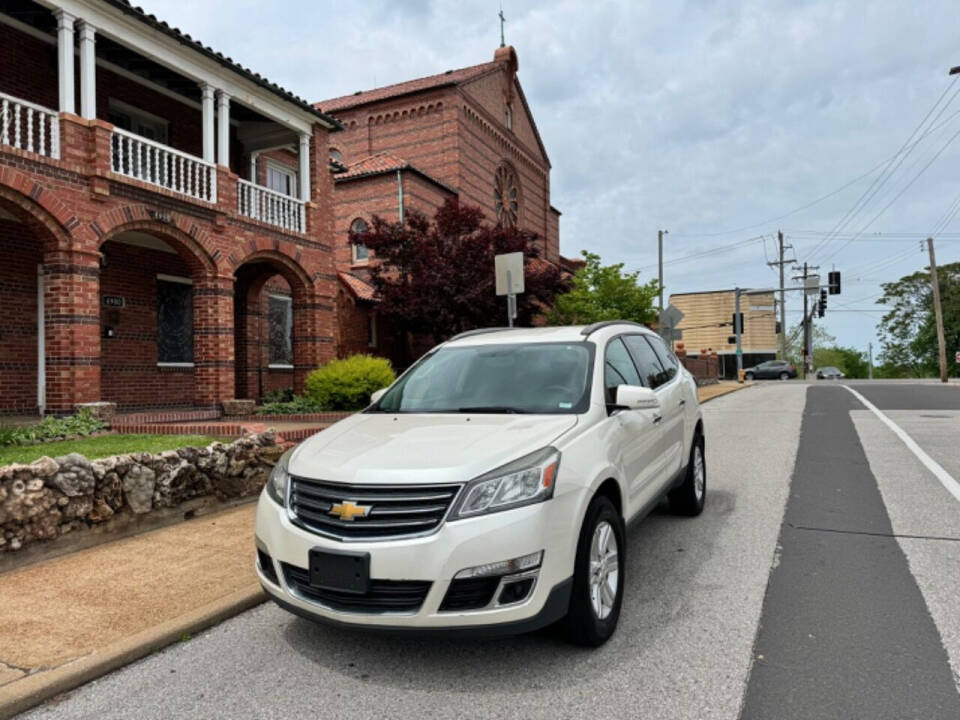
[0,584,265,720]
[698,382,754,404]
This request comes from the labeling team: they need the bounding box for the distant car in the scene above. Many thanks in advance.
[743,360,797,381]
[816,366,845,380]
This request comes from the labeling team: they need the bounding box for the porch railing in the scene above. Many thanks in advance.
[237,178,305,233]
[110,127,216,203]
[0,92,59,159]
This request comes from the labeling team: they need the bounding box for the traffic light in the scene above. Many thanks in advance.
[731,312,744,333]
[728,335,736,345]
[828,271,841,295]
[775,321,782,335]
[818,289,827,318]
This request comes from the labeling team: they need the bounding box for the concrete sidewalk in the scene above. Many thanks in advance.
[0,504,263,718]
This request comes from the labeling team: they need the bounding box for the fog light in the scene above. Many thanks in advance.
[454,550,543,579]
[497,577,535,605]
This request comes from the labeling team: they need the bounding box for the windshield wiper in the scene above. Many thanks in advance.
[457,406,528,414]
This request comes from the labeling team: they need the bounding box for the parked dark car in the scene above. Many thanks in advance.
[816,366,845,380]
[743,360,797,381]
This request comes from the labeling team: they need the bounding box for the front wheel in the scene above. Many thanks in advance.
[563,495,625,646]
[668,433,706,516]
[744,372,754,381]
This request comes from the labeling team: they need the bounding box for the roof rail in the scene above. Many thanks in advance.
[447,327,517,341]
[579,320,649,336]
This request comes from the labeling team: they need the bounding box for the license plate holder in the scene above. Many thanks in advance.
[308,548,370,595]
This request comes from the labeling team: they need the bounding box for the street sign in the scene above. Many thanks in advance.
[494,252,524,295]
[955,351,960,364]
[659,304,684,329]
[805,275,821,294]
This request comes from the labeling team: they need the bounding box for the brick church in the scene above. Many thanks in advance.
[0,0,572,416]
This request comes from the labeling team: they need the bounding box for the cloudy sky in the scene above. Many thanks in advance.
[139,0,960,355]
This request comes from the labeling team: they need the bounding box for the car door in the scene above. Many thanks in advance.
[602,337,664,515]
[757,361,774,379]
[638,334,686,478]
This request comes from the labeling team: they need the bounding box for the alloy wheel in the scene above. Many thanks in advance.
[589,520,619,620]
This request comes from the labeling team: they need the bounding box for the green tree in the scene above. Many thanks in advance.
[783,321,836,367]
[546,251,659,325]
[876,261,960,377]
[813,346,870,378]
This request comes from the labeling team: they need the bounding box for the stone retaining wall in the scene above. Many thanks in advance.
[0,432,284,554]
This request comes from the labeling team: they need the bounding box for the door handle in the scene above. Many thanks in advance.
[679,399,686,407]
[652,414,663,424]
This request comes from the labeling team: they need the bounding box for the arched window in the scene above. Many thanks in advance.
[494,164,520,227]
[504,103,513,130]
[330,148,344,163]
[350,218,369,263]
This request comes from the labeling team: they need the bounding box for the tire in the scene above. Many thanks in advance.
[563,495,625,646]
[779,372,790,381]
[744,372,754,381]
[668,432,706,516]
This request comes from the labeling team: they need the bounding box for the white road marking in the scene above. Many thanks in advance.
[844,385,960,504]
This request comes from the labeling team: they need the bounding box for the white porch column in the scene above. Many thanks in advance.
[249,151,260,182]
[55,10,75,114]
[299,132,311,202]
[201,84,215,163]
[77,21,96,120]
[216,91,230,167]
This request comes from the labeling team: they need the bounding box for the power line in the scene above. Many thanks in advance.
[628,235,767,271]
[806,76,960,262]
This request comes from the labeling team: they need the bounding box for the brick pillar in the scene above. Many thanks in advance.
[43,250,101,413]
[193,275,235,407]
[292,289,334,392]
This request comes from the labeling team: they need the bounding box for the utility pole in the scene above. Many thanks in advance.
[734,287,744,381]
[657,229,668,313]
[767,230,794,359]
[927,237,948,383]
[868,341,874,380]
[793,262,819,380]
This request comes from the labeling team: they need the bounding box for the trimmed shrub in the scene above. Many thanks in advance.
[256,395,324,415]
[304,355,396,411]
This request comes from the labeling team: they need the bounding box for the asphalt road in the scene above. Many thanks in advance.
[23,382,960,719]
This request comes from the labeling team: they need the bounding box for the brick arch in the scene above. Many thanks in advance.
[230,250,313,297]
[0,174,76,252]
[90,208,217,275]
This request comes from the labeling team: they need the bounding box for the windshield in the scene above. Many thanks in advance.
[373,342,594,414]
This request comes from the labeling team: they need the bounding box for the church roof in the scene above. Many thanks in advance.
[339,272,377,302]
[316,61,500,113]
[335,152,457,193]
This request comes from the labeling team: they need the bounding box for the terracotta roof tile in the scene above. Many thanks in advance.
[339,272,377,302]
[336,152,410,180]
[316,61,499,113]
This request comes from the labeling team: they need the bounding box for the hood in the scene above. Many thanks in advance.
[288,413,578,485]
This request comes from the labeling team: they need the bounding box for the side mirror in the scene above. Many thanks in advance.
[369,388,388,405]
[615,385,659,411]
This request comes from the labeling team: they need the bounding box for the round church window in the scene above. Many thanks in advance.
[494,164,520,227]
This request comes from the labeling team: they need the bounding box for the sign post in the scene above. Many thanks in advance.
[494,252,524,328]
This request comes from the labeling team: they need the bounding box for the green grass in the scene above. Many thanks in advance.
[0,434,220,466]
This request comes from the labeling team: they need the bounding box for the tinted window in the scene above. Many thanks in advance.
[376,342,593,414]
[604,338,641,403]
[644,335,679,382]
[623,335,668,389]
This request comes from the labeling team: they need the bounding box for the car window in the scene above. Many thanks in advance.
[604,337,642,403]
[376,342,594,414]
[622,335,668,389]
[643,335,679,383]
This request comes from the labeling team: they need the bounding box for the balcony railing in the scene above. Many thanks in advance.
[110,127,216,203]
[0,92,59,159]
[237,178,305,233]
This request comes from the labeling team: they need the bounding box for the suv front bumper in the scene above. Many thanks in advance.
[253,487,582,631]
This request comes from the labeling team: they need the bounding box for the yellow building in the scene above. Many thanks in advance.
[669,289,778,378]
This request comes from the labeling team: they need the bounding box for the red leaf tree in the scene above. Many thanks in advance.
[351,198,567,345]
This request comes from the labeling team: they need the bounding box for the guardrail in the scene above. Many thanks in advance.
[237,178,305,233]
[0,92,59,159]
[110,127,216,203]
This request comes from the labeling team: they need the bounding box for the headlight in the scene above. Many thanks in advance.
[265,450,292,506]
[450,447,560,519]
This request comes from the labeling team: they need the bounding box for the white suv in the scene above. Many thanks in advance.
[254,322,705,645]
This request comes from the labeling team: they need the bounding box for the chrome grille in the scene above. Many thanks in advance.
[288,477,461,541]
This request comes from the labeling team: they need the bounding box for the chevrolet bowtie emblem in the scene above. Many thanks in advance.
[329,500,372,521]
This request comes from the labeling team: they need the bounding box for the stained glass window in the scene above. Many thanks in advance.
[157,279,193,363]
[268,295,293,366]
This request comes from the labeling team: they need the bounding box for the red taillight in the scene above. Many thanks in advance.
[789,365,796,371]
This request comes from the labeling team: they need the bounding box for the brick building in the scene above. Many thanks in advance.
[0,0,341,414]
[314,45,571,366]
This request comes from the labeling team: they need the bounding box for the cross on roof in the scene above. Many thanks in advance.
[499,7,506,48]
